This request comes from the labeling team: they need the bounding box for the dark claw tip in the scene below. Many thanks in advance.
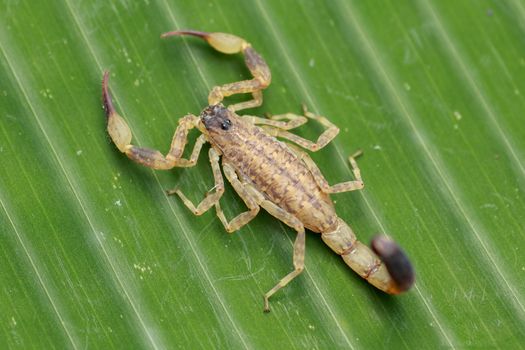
[371,235,415,292]
[102,71,114,118]
[161,30,210,39]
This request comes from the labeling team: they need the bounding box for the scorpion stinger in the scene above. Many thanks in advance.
[320,219,414,295]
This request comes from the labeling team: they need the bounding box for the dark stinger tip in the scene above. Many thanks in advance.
[102,71,115,118]
[371,235,415,293]
[161,30,210,39]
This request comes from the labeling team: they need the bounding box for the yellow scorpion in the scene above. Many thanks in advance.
[102,30,415,312]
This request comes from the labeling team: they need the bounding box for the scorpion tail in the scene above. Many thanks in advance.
[321,219,415,294]
[161,29,271,109]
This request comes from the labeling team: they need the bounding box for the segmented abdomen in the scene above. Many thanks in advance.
[220,120,338,233]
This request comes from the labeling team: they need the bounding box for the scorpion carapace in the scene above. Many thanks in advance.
[102,30,415,312]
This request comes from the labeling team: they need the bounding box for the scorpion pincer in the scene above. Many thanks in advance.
[102,29,415,312]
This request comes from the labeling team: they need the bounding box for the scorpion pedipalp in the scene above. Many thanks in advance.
[162,29,271,112]
[102,71,132,153]
[161,30,246,54]
[102,71,204,169]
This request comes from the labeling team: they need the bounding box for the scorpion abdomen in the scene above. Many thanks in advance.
[217,116,338,233]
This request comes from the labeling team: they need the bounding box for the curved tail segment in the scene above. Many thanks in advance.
[321,219,415,294]
[161,30,271,112]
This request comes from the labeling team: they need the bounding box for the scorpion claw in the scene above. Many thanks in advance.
[161,29,209,39]
[102,71,115,118]
[102,71,132,153]
[163,28,270,110]
[162,29,247,55]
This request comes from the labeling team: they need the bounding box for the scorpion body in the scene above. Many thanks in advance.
[205,107,337,233]
[102,30,414,312]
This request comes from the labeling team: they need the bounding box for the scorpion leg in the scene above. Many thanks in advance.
[205,164,305,310]
[295,148,365,193]
[243,113,307,130]
[247,190,305,312]
[263,105,340,151]
[168,148,225,215]
[103,71,205,169]
[214,162,260,232]
[162,30,271,112]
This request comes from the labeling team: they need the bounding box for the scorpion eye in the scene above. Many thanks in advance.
[221,119,232,130]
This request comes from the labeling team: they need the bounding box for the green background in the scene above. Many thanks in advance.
[1,0,524,348]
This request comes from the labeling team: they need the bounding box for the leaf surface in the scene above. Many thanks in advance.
[0,1,524,348]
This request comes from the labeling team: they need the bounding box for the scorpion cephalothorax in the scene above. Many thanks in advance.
[201,104,232,131]
[102,29,414,312]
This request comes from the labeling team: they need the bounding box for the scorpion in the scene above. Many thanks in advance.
[102,30,415,312]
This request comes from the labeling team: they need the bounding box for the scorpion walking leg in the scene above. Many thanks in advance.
[249,192,305,312]
[263,105,340,151]
[243,113,307,130]
[263,226,305,313]
[295,148,365,193]
[169,148,225,215]
[162,30,271,112]
[215,162,260,232]
[322,218,415,294]
[103,71,205,169]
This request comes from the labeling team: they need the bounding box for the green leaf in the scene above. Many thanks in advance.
[1,0,524,348]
